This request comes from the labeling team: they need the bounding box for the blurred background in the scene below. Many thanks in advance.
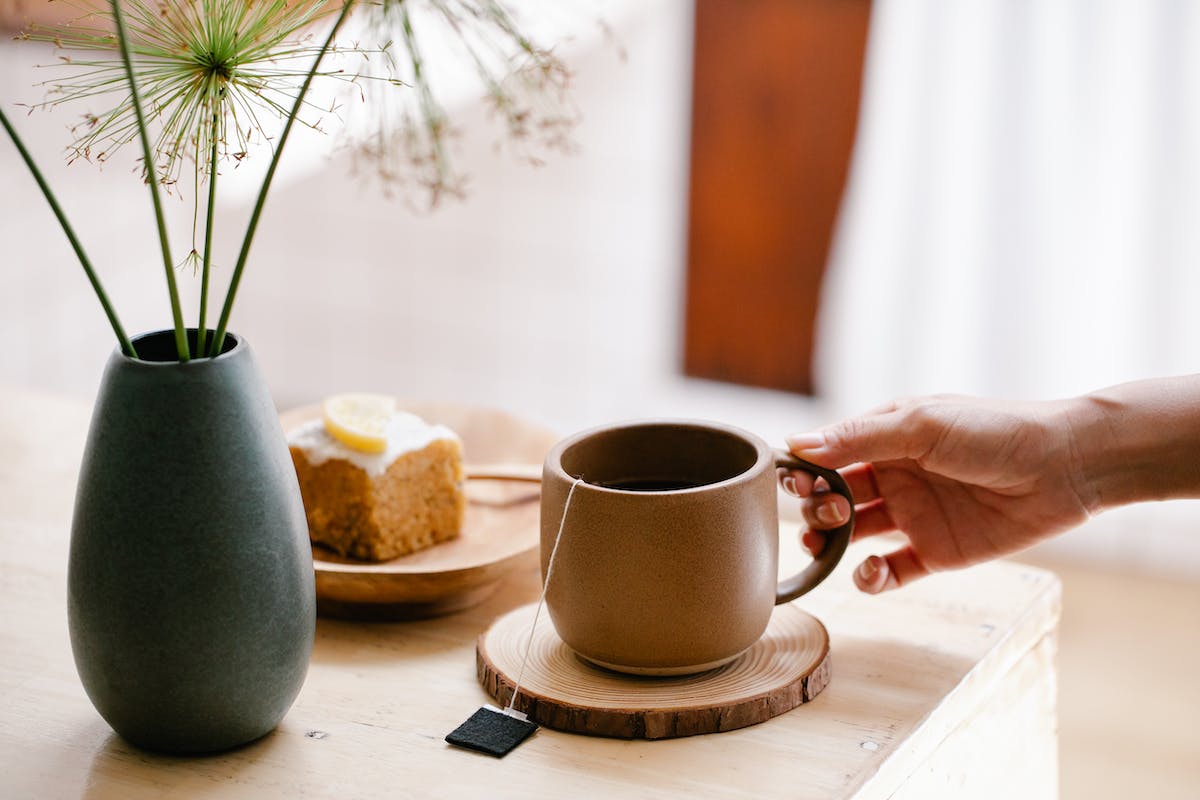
[1,1,1198,796]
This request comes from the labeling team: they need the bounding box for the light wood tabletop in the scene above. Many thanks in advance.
[0,388,1061,799]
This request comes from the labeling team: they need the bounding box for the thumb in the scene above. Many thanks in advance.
[786,409,929,468]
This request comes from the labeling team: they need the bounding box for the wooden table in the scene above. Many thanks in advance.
[0,389,1061,799]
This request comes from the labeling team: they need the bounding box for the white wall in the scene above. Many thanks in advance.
[0,44,201,391]
[188,0,828,442]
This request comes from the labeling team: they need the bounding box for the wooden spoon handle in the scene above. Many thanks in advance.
[465,463,543,483]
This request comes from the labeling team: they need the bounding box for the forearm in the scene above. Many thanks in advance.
[1065,375,1200,511]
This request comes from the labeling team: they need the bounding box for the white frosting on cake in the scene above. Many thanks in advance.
[287,412,460,476]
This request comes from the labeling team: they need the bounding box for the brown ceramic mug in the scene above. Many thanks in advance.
[540,419,855,675]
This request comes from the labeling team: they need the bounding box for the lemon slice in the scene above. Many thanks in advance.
[321,393,396,454]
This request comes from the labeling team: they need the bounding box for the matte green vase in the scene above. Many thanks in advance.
[69,329,315,754]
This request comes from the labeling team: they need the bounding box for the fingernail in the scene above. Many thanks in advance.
[855,555,894,594]
[816,501,844,526]
[857,557,878,583]
[782,476,799,497]
[786,432,825,453]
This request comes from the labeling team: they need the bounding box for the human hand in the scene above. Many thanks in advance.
[780,395,1096,594]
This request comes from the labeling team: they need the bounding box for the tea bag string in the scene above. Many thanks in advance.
[505,476,584,715]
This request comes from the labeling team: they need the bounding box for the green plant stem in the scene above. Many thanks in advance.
[110,0,189,362]
[0,106,139,359]
[197,114,219,358]
[208,0,355,357]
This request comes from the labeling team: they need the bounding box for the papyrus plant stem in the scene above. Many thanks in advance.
[197,113,219,359]
[207,0,356,358]
[0,106,138,359]
[110,0,189,362]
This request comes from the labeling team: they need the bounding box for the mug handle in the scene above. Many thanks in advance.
[773,450,856,605]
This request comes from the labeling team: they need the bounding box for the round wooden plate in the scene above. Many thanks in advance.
[477,602,832,739]
[279,402,558,620]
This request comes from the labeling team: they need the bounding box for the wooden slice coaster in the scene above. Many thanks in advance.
[476,603,831,739]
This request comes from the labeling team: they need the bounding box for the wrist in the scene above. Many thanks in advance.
[1060,392,1131,513]
[1062,376,1200,512]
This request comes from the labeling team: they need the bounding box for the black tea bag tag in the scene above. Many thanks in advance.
[445,705,538,758]
[446,478,581,758]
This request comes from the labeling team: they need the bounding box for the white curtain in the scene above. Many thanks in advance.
[818,0,1200,408]
[815,0,1200,575]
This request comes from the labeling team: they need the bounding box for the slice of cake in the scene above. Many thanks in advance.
[288,396,465,561]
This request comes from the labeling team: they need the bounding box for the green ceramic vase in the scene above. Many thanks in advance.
[68,329,315,753]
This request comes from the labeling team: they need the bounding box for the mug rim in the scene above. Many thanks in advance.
[544,418,772,494]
